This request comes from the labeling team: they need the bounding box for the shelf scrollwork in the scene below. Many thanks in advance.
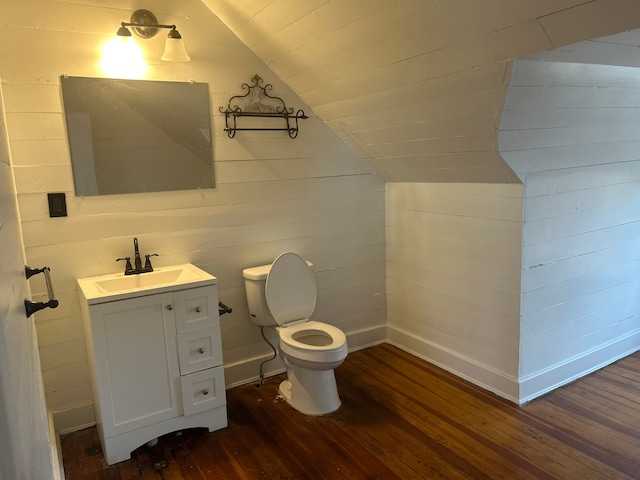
[220,74,307,139]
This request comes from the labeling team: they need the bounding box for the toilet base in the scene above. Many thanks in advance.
[278,366,341,415]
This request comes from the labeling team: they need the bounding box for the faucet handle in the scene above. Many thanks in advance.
[116,257,133,273]
[144,254,158,270]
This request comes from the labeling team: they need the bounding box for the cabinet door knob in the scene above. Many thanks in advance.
[198,347,206,354]
[195,306,202,313]
[166,304,174,311]
[202,389,209,396]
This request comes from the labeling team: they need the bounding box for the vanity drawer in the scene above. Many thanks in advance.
[180,366,226,416]
[176,327,223,375]
[173,285,219,333]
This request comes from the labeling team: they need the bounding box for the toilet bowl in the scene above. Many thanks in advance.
[243,252,348,415]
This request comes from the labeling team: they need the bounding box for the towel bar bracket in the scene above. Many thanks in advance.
[24,298,59,318]
[218,301,232,316]
[25,265,46,279]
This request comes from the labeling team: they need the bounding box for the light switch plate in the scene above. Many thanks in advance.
[47,192,67,217]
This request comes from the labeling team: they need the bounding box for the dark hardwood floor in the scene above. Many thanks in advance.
[61,344,640,479]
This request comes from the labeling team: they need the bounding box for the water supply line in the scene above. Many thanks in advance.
[258,326,278,386]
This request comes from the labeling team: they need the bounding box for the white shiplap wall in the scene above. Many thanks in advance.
[500,59,640,402]
[0,85,56,479]
[207,0,640,183]
[1,0,386,432]
[386,182,523,401]
[206,1,640,406]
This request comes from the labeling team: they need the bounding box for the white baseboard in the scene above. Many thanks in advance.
[387,325,520,403]
[346,324,387,351]
[48,411,65,480]
[224,353,286,388]
[519,329,640,404]
[389,325,640,405]
[52,403,95,435]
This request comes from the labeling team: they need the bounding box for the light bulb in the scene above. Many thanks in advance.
[100,35,147,79]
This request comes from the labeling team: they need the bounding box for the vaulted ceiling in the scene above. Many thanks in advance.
[203,0,640,183]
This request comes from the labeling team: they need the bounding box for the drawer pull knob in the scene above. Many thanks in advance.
[166,304,174,311]
[202,389,209,396]
[198,347,206,354]
[195,306,202,313]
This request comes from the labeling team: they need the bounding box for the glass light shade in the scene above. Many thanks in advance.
[100,35,147,79]
[161,37,191,62]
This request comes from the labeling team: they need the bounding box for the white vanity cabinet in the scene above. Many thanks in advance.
[78,265,227,465]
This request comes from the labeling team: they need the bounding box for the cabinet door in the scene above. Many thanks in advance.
[90,293,180,437]
[173,285,219,333]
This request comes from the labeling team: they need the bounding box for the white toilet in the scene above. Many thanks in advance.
[242,252,348,415]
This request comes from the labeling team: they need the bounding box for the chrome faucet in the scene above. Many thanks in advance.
[116,237,157,275]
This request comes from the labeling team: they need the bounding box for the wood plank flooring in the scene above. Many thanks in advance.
[61,344,640,479]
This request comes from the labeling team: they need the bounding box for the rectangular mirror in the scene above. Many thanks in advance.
[61,76,215,196]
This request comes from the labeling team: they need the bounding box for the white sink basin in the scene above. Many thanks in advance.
[94,269,184,293]
[78,264,216,304]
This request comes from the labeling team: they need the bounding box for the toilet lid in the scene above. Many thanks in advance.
[265,252,317,326]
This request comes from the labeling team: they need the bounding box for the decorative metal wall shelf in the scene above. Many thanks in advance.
[220,74,307,139]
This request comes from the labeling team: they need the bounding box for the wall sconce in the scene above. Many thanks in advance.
[101,9,190,78]
[122,9,191,62]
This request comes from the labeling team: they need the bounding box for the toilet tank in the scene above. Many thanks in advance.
[242,260,314,327]
[242,264,276,326]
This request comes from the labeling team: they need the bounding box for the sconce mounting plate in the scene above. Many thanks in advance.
[130,9,159,38]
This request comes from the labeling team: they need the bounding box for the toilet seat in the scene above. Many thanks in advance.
[278,320,346,350]
[278,321,347,363]
[265,252,317,326]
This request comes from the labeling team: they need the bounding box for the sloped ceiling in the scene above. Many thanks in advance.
[203,0,640,183]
